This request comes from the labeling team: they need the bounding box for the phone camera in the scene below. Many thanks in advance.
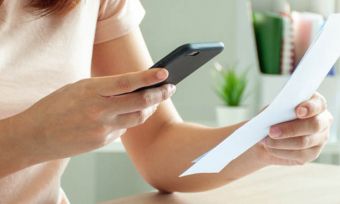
[188,51,200,56]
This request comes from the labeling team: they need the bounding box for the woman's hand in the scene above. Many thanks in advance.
[260,93,333,166]
[10,68,175,163]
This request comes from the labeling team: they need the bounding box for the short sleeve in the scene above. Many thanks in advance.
[94,0,145,44]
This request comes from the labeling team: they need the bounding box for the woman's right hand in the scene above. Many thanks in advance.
[10,68,175,163]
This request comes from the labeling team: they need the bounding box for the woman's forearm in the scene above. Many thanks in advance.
[130,121,268,192]
[0,115,37,178]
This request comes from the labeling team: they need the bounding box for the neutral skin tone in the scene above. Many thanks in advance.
[0,28,333,193]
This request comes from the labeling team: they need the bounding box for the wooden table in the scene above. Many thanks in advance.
[103,164,340,204]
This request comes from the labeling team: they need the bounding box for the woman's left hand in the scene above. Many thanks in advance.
[261,92,333,165]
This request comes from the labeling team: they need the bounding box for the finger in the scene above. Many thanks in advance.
[269,111,331,139]
[265,145,323,164]
[95,68,169,96]
[296,93,327,119]
[107,84,176,115]
[263,131,328,150]
[111,107,157,129]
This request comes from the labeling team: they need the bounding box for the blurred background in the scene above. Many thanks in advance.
[62,0,340,203]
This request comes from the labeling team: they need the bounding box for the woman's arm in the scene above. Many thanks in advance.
[92,28,332,192]
[92,29,268,191]
[0,117,38,178]
[0,60,174,179]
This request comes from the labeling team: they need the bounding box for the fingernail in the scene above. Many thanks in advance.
[270,127,282,138]
[297,107,308,118]
[156,69,168,80]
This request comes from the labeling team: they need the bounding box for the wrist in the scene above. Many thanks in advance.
[3,113,43,167]
[0,116,35,177]
[224,122,272,168]
[252,143,272,168]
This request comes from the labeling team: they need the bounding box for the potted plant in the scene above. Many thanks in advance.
[213,62,250,126]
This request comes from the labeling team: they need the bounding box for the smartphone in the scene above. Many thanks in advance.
[140,42,224,90]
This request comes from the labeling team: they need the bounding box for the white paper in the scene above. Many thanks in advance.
[180,14,340,177]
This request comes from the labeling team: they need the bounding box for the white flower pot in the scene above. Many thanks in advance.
[216,106,249,127]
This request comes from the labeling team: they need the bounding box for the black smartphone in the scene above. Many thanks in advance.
[140,42,224,90]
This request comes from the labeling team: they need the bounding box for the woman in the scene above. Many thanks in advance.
[0,0,333,203]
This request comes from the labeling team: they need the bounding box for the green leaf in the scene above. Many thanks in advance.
[211,63,249,106]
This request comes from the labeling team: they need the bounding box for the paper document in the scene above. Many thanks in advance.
[180,14,340,177]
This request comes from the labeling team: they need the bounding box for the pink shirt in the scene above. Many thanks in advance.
[0,0,145,203]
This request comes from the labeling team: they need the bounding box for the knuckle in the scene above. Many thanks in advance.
[317,128,330,145]
[116,77,132,92]
[134,111,147,124]
[299,137,310,148]
[299,149,319,164]
[310,94,327,114]
[265,139,275,148]
[308,149,320,163]
[141,92,153,107]
[161,86,170,100]
[312,116,323,132]
[319,94,328,109]
[297,152,309,165]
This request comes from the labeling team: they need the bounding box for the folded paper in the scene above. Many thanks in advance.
[181,14,340,177]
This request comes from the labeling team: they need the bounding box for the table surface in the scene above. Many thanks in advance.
[102,164,340,204]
